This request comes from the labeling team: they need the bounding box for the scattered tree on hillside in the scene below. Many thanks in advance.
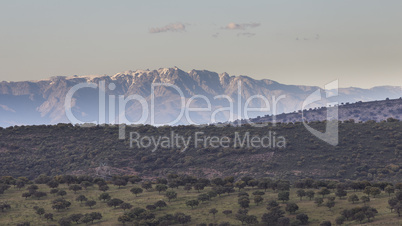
[155,184,168,194]
[76,195,87,203]
[186,199,199,209]
[278,191,290,203]
[107,198,123,208]
[209,208,218,218]
[306,190,315,200]
[35,207,45,218]
[99,192,111,201]
[130,187,143,197]
[348,194,359,204]
[69,185,82,194]
[120,202,133,211]
[285,202,299,214]
[296,189,306,200]
[165,190,177,202]
[154,200,167,210]
[85,200,97,209]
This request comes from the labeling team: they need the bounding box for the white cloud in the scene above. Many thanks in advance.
[149,23,186,34]
[0,104,16,113]
[224,22,260,30]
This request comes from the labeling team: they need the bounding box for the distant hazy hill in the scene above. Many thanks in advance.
[1,67,401,127]
[247,98,402,124]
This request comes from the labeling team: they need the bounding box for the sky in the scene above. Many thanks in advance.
[0,0,401,88]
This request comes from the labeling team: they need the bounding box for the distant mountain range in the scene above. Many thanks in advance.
[0,67,401,127]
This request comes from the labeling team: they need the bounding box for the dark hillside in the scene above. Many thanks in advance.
[0,120,401,182]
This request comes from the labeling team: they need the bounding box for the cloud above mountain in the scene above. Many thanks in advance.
[149,23,186,33]
[224,22,260,30]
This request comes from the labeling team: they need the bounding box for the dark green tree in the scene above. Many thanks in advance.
[318,188,331,197]
[51,198,71,211]
[335,189,347,199]
[69,184,82,194]
[245,215,258,224]
[296,213,309,225]
[186,199,199,209]
[50,189,58,196]
[57,190,67,197]
[146,204,156,211]
[76,195,87,203]
[58,217,72,226]
[44,213,53,221]
[335,216,345,225]
[46,180,59,189]
[130,187,143,197]
[278,191,289,203]
[348,194,359,204]
[354,212,365,223]
[154,200,167,210]
[141,181,152,191]
[197,193,210,203]
[277,217,290,226]
[314,197,324,206]
[165,190,177,202]
[209,208,218,218]
[85,200,97,209]
[174,212,191,224]
[238,196,250,209]
[99,185,109,192]
[69,213,83,224]
[385,185,395,197]
[194,183,205,193]
[320,221,332,226]
[296,189,306,200]
[184,184,192,192]
[107,198,123,208]
[99,192,111,202]
[254,195,264,206]
[306,190,315,200]
[113,179,127,188]
[35,207,45,218]
[325,200,335,210]
[361,196,370,205]
[285,202,299,214]
[235,181,246,191]
[118,214,131,225]
[120,202,133,211]
[370,187,381,198]
[22,192,31,199]
[155,184,168,194]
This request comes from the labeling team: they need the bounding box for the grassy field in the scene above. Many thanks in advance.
[0,182,400,225]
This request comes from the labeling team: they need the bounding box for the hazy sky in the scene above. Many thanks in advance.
[1,0,401,88]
